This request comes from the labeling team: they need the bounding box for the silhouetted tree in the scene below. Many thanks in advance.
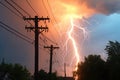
[75,41,120,80]
[105,41,120,80]
[38,69,57,80]
[0,62,31,80]
[38,69,48,80]
[105,41,120,61]
[76,55,106,80]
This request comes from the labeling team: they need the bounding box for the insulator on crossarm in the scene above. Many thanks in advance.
[48,19,50,23]
[44,20,46,24]
[30,24,32,27]
[29,15,31,18]
[45,25,48,32]
[47,16,50,22]
[41,26,42,29]
[45,25,47,27]
[47,29,49,32]
[25,25,27,29]
[45,30,47,32]
[23,16,26,20]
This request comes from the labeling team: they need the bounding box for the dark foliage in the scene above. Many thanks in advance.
[105,41,120,80]
[0,62,31,80]
[75,41,120,80]
[76,55,106,80]
[38,69,57,80]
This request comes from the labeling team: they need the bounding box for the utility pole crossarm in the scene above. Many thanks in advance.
[44,45,59,49]
[25,26,49,32]
[23,16,50,21]
[23,17,35,20]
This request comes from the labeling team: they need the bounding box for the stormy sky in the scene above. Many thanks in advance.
[0,0,120,76]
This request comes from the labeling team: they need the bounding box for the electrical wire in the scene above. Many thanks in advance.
[0,2,21,18]
[42,0,50,17]
[2,0,33,25]
[0,21,33,40]
[1,0,54,52]
[41,0,59,44]
[41,33,57,45]
[0,0,51,55]
[26,0,57,46]
[26,0,39,16]
[0,24,32,44]
[46,0,61,35]
[10,0,31,17]
[46,0,62,40]
[5,0,24,17]
[43,0,68,58]
[47,0,60,28]
[46,0,66,47]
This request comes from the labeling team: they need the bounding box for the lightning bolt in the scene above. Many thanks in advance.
[45,0,90,76]
[69,17,80,64]
[67,17,88,80]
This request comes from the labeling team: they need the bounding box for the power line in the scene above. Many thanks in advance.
[26,0,39,16]
[41,0,60,43]
[46,0,60,27]
[26,0,53,47]
[42,0,50,17]
[10,0,31,17]
[0,21,33,40]
[0,24,32,44]
[0,1,45,47]
[46,0,61,38]
[41,33,57,45]
[0,2,21,18]
[46,0,65,52]
[5,0,24,17]
[42,0,67,57]
[2,0,33,25]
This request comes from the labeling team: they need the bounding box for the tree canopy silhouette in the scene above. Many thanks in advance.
[105,41,120,80]
[38,69,57,80]
[0,62,31,80]
[75,41,120,80]
[76,55,106,80]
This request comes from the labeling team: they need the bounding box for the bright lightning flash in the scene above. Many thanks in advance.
[69,17,80,64]
[48,0,89,76]
[63,4,87,67]
[68,15,88,80]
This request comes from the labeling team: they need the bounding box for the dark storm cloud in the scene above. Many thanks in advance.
[78,0,120,14]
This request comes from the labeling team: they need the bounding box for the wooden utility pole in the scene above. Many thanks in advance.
[23,16,49,80]
[64,63,66,78]
[44,45,59,75]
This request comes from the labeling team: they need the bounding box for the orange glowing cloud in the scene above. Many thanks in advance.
[50,0,95,21]
[50,0,120,20]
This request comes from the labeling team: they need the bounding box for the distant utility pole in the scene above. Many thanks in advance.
[44,45,59,75]
[64,63,66,78]
[23,16,50,80]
